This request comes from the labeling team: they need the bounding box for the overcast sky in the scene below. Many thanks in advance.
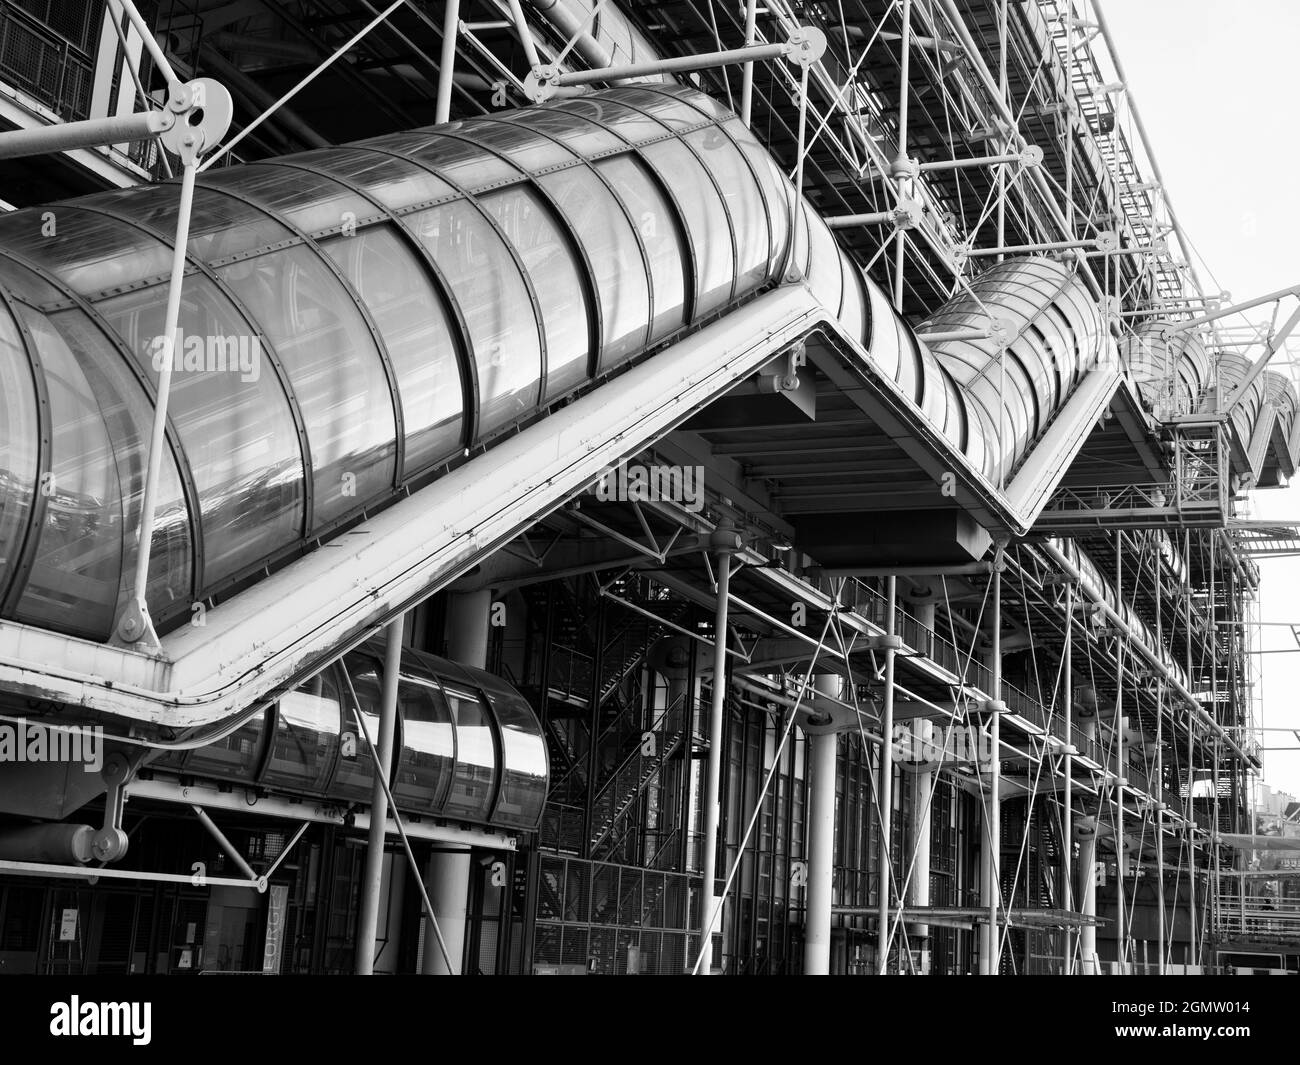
[1103,1,1300,800]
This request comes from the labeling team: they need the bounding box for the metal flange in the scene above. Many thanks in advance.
[784,26,828,66]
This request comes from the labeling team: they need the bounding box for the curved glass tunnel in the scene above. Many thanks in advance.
[152,643,548,832]
[0,84,1293,644]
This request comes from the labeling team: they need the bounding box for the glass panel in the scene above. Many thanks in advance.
[440,676,499,823]
[0,205,172,296]
[44,309,191,618]
[501,108,625,155]
[284,147,455,212]
[263,669,342,794]
[730,125,791,269]
[837,252,866,342]
[182,710,268,783]
[321,226,464,475]
[372,132,524,191]
[805,204,843,312]
[662,86,732,121]
[561,97,671,143]
[471,119,579,172]
[405,200,542,436]
[331,655,381,802]
[595,155,686,341]
[97,275,304,588]
[610,86,717,130]
[217,245,397,528]
[475,671,547,830]
[12,306,189,639]
[101,184,295,263]
[479,186,590,399]
[538,166,649,370]
[0,253,65,306]
[684,127,769,289]
[639,138,735,316]
[391,667,455,813]
[202,164,377,237]
[0,302,39,603]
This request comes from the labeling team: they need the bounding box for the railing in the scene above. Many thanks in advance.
[0,5,95,120]
[1215,882,1300,943]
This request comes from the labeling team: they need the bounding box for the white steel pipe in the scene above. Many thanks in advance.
[698,526,737,973]
[804,677,839,976]
[876,576,898,972]
[553,41,789,87]
[355,616,403,974]
[0,109,170,159]
[436,0,461,124]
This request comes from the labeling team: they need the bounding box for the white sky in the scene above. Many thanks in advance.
[1103,1,1300,799]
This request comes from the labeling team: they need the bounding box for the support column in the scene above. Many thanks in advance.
[905,596,936,973]
[876,577,898,974]
[421,588,492,974]
[1077,821,1098,973]
[1062,580,1075,974]
[697,525,739,973]
[355,616,403,974]
[435,0,459,124]
[804,675,839,976]
[979,559,1004,975]
[907,717,933,973]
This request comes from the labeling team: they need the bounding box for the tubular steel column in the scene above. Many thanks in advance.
[1078,824,1098,972]
[698,524,739,973]
[1154,541,1166,974]
[876,576,899,973]
[436,0,460,124]
[1185,529,1198,967]
[421,588,491,974]
[356,616,404,974]
[908,718,933,973]
[1113,536,1127,975]
[805,675,840,976]
[906,598,936,972]
[981,557,1005,975]
[1062,579,1074,973]
[740,0,758,127]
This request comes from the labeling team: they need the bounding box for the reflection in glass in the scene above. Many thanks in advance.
[203,164,377,237]
[639,139,735,315]
[684,127,769,289]
[322,226,464,475]
[295,147,455,212]
[392,672,455,812]
[184,710,267,783]
[104,184,295,263]
[539,166,648,370]
[595,155,686,342]
[474,672,547,830]
[0,303,38,604]
[332,656,381,802]
[500,108,624,155]
[471,119,578,171]
[373,132,524,191]
[12,306,190,638]
[441,679,499,822]
[479,186,591,398]
[0,205,172,296]
[98,276,303,588]
[218,245,397,529]
[264,668,342,793]
[406,201,542,436]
